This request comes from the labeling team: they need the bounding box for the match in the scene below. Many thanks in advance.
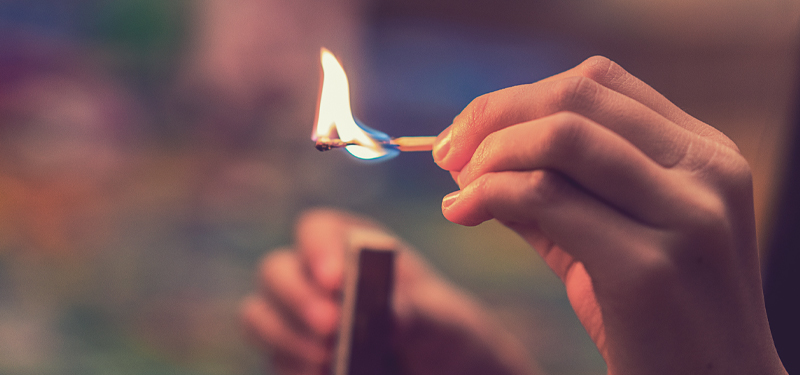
[315,138,358,151]
[315,136,436,152]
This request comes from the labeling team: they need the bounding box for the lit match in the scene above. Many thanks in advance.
[313,48,437,160]
[315,136,436,152]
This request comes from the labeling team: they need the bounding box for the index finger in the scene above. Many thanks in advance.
[539,56,714,135]
[434,56,737,172]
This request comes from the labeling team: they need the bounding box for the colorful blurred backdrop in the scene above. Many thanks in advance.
[1,1,798,374]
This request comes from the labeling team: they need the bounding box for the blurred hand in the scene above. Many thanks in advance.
[434,56,787,374]
[241,208,540,375]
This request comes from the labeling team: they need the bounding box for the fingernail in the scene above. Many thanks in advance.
[442,191,460,210]
[433,127,452,163]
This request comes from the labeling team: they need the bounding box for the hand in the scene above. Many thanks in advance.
[240,208,540,375]
[434,56,787,374]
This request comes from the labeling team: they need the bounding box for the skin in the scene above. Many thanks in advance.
[240,209,540,375]
[242,56,788,374]
[436,56,787,374]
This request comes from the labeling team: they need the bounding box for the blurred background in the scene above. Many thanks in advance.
[1,1,798,374]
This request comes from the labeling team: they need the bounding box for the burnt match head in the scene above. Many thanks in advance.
[315,138,355,152]
[315,141,337,152]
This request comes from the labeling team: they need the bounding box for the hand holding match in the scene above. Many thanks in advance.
[436,56,784,375]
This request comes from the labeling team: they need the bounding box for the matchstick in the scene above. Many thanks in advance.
[390,136,436,152]
[315,138,357,151]
[315,136,436,152]
[333,228,398,375]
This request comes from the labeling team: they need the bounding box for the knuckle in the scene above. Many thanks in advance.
[690,145,755,203]
[450,173,498,226]
[551,75,601,113]
[686,191,728,232]
[670,191,734,259]
[539,113,588,162]
[469,173,493,199]
[467,172,502,205]
[715,151,754,194]
[578,55,626,85]
[716,157,754,208]
[521,170,568,206]
[470,131,501,169]
[461,92,495,128]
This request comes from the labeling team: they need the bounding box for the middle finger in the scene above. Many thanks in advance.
[436,76,694,172]
[456,112,692,226]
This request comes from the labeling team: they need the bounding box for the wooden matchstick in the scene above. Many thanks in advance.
[389,136,436,152]
[315,136,436,152]
[333,229,398,375]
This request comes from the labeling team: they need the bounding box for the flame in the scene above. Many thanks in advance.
[313,48,397,160]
